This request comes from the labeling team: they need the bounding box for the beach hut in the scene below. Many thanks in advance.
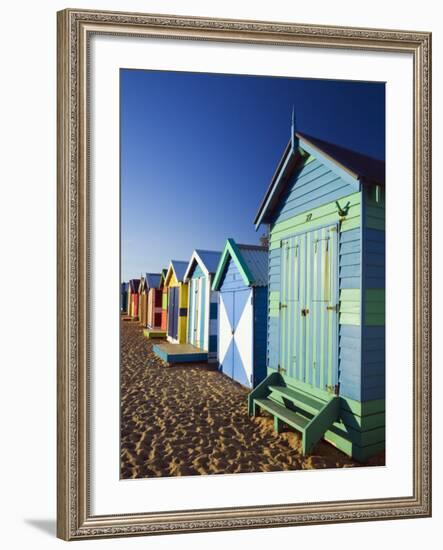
[146,273,164,334]
[141,272,166,339]
[120,282,129,314]
[138,276,148,326]
[152,250,221,364]
[160,268,168,332]
[127,278,140,319]
[138,272,162,326]
[138,273,161,327]
[249,123,385,461]
[212,239,268,388]
[184,250,222,362]
[164,261,189,344]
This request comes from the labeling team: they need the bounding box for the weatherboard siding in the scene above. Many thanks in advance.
[272,157,357,225]
[269,191,361,250]
[208,284,219,360]
[186,263,219,361]
[265,183,385,455]
[360,186,385,401]
[177,283,188,344]
[257,143,385,459]
[253,286,268,386]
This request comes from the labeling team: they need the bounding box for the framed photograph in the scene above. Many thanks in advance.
[57,8,431,540]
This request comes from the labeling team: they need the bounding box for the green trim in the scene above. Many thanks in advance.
[365,289,385,325]
[366,289,385,302]
[248,371,283,415]
[323,431,385,461]
[212,238,255,290]
[366,314,385,325]
[366,216,385,231]
[269,191,361,250]
[304,397,340,454]
[340,396,385,416]
[281,372,333,401]
[327,421,385,447]
[340,409,385,431]
[159,268,168,286]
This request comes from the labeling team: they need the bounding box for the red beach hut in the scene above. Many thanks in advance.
[128,279,140,319]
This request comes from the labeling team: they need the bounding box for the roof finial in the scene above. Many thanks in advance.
[291,105,296,151]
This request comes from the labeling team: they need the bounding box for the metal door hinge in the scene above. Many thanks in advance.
[326,384,340,395]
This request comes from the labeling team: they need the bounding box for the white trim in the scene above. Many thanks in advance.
[183,250,211,281]
[204,274,211,350]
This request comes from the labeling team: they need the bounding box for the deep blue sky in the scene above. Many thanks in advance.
[121,69,385,281]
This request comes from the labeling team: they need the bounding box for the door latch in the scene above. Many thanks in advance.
[326,304,338,312]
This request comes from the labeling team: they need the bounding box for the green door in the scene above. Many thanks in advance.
[280,224,339,395]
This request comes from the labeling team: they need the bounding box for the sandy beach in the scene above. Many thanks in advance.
[120,319,384,478]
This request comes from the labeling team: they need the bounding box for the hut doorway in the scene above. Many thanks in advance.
[189,276,205,349]
[168,286,179,341]
[219,287,253,388]
[279,224,339,395]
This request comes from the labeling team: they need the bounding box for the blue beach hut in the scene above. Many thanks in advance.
[212,239,268,388]
[183,249,222,363]
[249,122,385,461]
[120,282,129,314]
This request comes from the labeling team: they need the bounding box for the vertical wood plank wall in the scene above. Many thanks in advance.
[166,271,188,344]
[187,263,218,361]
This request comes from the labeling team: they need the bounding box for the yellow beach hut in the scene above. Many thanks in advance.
[164,260,189,344]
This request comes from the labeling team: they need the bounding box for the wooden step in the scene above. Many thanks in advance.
[268,385,325,415]
[254,398,310,433]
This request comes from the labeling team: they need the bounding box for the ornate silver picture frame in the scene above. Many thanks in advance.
[57,8,431,540]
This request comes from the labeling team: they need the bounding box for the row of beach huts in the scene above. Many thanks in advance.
[122,240,268,389]
[122,127,386,461]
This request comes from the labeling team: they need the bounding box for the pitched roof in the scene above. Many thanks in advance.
[129,279,140,292]
[298,132,385,186]
[237,244,268,286]
[145,273,161,290]
[169,260,188,283]
[254,132,385,228]
[212,239,268,290]
[184,249,222,281]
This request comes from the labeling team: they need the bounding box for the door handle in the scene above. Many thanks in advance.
[301,308,309,316]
